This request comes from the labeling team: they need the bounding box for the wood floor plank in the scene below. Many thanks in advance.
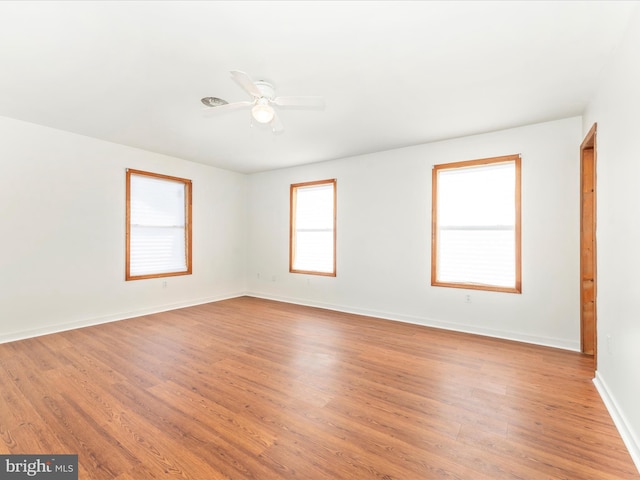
[146,379,279,456]
[0,296,637,479]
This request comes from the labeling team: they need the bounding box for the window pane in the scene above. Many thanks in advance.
[438,229,515,287]
[130,175,186,227]
[295,184,334,230]
[438,162,515,227]
[130,226,187,276]
[294,231,334,273]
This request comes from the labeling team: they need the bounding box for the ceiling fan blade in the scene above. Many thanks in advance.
[230,70,262,98]
[273,96,325,108]
[270,111,285,134]
[202,100,253,116]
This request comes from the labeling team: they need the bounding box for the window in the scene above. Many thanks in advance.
[290,179,336,276]
[126,169,192,280]
[431,154,521,293]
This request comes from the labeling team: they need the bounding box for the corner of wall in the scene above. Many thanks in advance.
[593,372,640,474]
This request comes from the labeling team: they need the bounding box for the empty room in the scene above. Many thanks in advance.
[0,1,639,479]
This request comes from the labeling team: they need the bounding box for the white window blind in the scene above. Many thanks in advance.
[434,160,518,289]
[291,180,336,275]
[128,171,191,279]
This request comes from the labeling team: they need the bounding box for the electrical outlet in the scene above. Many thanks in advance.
[606,334,612,354]
[465,294,471,303]
[162,281,168,288]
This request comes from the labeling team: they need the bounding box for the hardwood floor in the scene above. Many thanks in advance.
[0,296,637,479]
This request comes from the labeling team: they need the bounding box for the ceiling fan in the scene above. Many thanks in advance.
[201,71,324,133]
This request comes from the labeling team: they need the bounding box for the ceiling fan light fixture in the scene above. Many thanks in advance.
[251,98,274,124]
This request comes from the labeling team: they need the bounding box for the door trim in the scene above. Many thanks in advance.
[580,123,597,364]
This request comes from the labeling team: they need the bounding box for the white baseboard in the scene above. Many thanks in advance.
[593,372,640,474]
[0,291,245,345]
[1,289,580,352]
[2,290,581,353]
[244,291,580,351]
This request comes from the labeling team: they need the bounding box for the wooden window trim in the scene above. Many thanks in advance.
[431,154,521,293]
[289,178,337,276]
[126,168,193,281]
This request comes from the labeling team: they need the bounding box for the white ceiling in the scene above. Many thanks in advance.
[0,1,636,173]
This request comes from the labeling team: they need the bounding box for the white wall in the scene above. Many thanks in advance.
[0,116,246,342]
[583,4,640,470]
[247,117,582,350]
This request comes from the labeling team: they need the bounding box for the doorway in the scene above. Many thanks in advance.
[580,123,597,362]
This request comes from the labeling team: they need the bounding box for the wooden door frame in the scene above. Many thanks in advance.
[580,123,597,363]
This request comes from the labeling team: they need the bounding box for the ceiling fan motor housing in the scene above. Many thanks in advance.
[254,81,275,100]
